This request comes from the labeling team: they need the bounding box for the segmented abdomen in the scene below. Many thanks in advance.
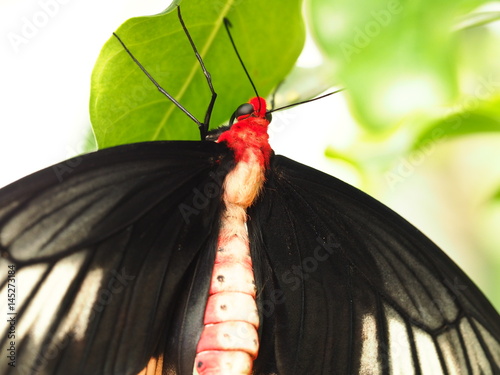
[194,153,265,375]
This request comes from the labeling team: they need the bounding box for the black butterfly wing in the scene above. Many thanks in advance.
[2,144,499,375]
[250,155,500,375]
[0,141,229,375]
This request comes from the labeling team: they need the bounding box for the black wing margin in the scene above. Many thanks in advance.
[0,141,229,375]
[250,155,500,375]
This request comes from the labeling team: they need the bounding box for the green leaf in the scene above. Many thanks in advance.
[306,0,487,131]
[90,0,304,148]
[455,11,500,30]
[492,188,500,202]
[413,99,500,150]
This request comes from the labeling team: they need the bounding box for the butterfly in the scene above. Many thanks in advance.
[1,5,499,375]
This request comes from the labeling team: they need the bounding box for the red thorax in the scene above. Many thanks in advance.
[217,97,272,167]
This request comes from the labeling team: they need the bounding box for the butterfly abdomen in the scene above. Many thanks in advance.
[193,98,270,374]
[193,217,259,374]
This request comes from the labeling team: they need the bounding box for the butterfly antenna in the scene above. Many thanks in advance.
[268,88,345,114]
[223,18,261,112]
[113,32,203,131]
[269,81,284,110]
[113,6,217,140]
[177,6,216,138]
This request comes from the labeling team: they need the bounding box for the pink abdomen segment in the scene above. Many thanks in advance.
[194,231,260,375]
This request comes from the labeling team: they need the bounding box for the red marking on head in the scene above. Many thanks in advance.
[218,97,272,167]
[249,97,267,118]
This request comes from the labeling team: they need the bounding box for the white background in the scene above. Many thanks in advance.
[0,0,174,187]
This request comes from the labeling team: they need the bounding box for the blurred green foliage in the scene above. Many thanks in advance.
[306,0,500,309]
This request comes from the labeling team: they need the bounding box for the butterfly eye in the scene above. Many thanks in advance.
[229,103,254,125]
[234,103,254,117]
[265,112,272,123]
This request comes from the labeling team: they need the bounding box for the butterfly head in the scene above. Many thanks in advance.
[217,96,273,166]
[229,97,272,126]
